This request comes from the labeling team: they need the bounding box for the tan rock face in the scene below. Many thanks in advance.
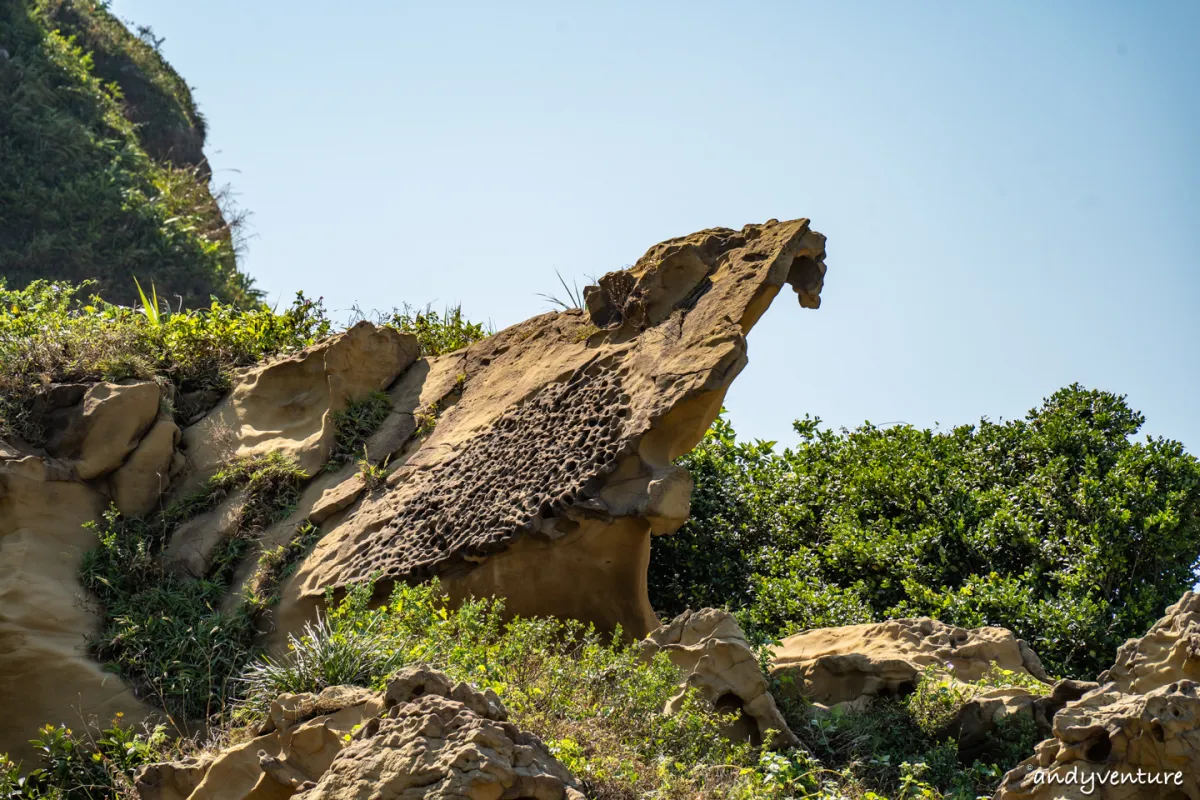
[110,415,181,517]
[1099,592,1200,694]
[137,668,585,800]
[769,618,1050,706]
[995,593,1200,800]
[641,608,799,749]
[0,454,149,765]
[279,219,827,639]
[994,682,1200,800]
[182,321,418,480]
[42,380,161,480]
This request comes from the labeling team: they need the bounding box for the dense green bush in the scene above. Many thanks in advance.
[650,385,1200,679]
[0,280,331,441]
[0,0,256,307]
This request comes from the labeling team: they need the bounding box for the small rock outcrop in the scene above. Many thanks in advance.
[769,617,1050,706]
[995,593,1200,800]
[642,608,798,749]
[182,321,418,481]
[137,667,586,800]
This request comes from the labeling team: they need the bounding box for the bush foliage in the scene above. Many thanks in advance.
[0,280,332,441]
[0,0,257,307]
[650,385,1200,679]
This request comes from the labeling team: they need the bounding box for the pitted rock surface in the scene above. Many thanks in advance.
[280,218,827,639]
[994,592,1200,799]
[137,668,584,800]
[1099,591,1200,694]
[337,362,633,584]
[994,681,1200,800]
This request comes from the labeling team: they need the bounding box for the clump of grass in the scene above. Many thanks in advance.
[325,391,393,470]
[537,269,585,311]
[80,453,308,720]
[350,302,490,357]
[241,521,323,612]
[357,449,390,491]
[414,406,439,438]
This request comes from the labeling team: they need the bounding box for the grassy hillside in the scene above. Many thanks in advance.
[0,0,258,307]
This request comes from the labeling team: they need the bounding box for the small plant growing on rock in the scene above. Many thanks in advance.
[357,448,390,491]
[325,391,392,471]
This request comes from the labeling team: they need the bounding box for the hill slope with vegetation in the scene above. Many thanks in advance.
[0,0,256,307]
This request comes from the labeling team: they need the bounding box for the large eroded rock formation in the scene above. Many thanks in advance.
[0,219,826,764]
[274,217,827,639]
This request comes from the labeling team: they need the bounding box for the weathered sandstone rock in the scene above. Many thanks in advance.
[137,685,383,800]
[770,618,1050,706]
[1099,591,1200,694]
[994,681,1200,800]
[0,454,148,765]
[277,219,827,640]
[137,668,585,800]
[41,380,161,480]
[164,488,249,578]
[641,608,799,749]
[110,415,181,517]
[995,593,1200,800]
[182,321,418,480]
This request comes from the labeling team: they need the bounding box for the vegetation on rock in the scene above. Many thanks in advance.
[0,0,256,307]
[82,453,307,720]
[650,385,1200,679]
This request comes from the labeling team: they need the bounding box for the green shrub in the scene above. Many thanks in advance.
[649,385,1200,679]
[366,303,489,356]
[774,663,1043,800]
[0,280,331,441]
[81,454,307,720]
[0,717,169,800]
[0,0,256,307]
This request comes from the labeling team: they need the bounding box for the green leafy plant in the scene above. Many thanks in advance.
[0,280,331,441]
[0,716,169,800]
[650,386,1200,680]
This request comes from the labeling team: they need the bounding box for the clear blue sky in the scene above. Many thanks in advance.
[111,0,1200,450]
